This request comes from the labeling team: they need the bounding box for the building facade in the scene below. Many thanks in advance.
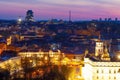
[82,39,120,80]
[82,58,120,80]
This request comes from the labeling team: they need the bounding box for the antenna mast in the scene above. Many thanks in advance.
[69,10,71,22]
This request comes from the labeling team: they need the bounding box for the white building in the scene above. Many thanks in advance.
[82,39,120,80]
[82,58,120,80]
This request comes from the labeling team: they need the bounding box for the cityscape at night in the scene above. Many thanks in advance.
[0,0,120,80]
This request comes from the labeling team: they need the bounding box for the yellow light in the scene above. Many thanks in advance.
[45,56,48,60]
[29,60,32,62]
[76,75,81,79]
[118,55,120,59]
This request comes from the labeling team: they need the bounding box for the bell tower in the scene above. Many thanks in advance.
[95,35,104,57]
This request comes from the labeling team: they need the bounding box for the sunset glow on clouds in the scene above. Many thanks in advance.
[0,0,120,20]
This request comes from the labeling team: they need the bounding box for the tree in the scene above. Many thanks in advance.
[0,67,10,80]
[0,50,18,60]
[38,65,72,80]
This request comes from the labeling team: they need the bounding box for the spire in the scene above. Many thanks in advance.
[85,49,89,57]
[101,46,110,61]
[69,10,71,22]
[95,37,104,57]
[98,34,101,41]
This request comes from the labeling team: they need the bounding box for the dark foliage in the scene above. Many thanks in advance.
[0,50,18,60]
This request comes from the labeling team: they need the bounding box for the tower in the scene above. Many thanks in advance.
[95,36,104,57]
[84,49,89,57]
[69,10,71,22]
[101,46,110,61]
[25,10,34,22]
[7,36,12,45]
[95,41,104,57]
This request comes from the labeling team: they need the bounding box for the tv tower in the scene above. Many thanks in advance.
[69,10,71,22]
[25,10,34,22]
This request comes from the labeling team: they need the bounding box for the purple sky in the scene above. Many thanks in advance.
[0,0,120,20]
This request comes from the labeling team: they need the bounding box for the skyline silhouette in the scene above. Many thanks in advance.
[0,0,120,20]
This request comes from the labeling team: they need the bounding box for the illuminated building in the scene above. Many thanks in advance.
[82,58,120,80]
[0,43,7,54]
[19,50,65,66]
[6,36,12,45]
[95,40,104,57]
[82,39,120,80]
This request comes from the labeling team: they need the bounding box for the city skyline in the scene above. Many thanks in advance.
[0,0,120,20]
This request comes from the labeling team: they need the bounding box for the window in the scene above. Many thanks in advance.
[102,76,104,80]
[97,76,99,79]
[102,70,103,73]
[109,70,111,73]
[109,76,111,79]
[114,70,116,73]
[97,70,99,73]
[114,77,116,79]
